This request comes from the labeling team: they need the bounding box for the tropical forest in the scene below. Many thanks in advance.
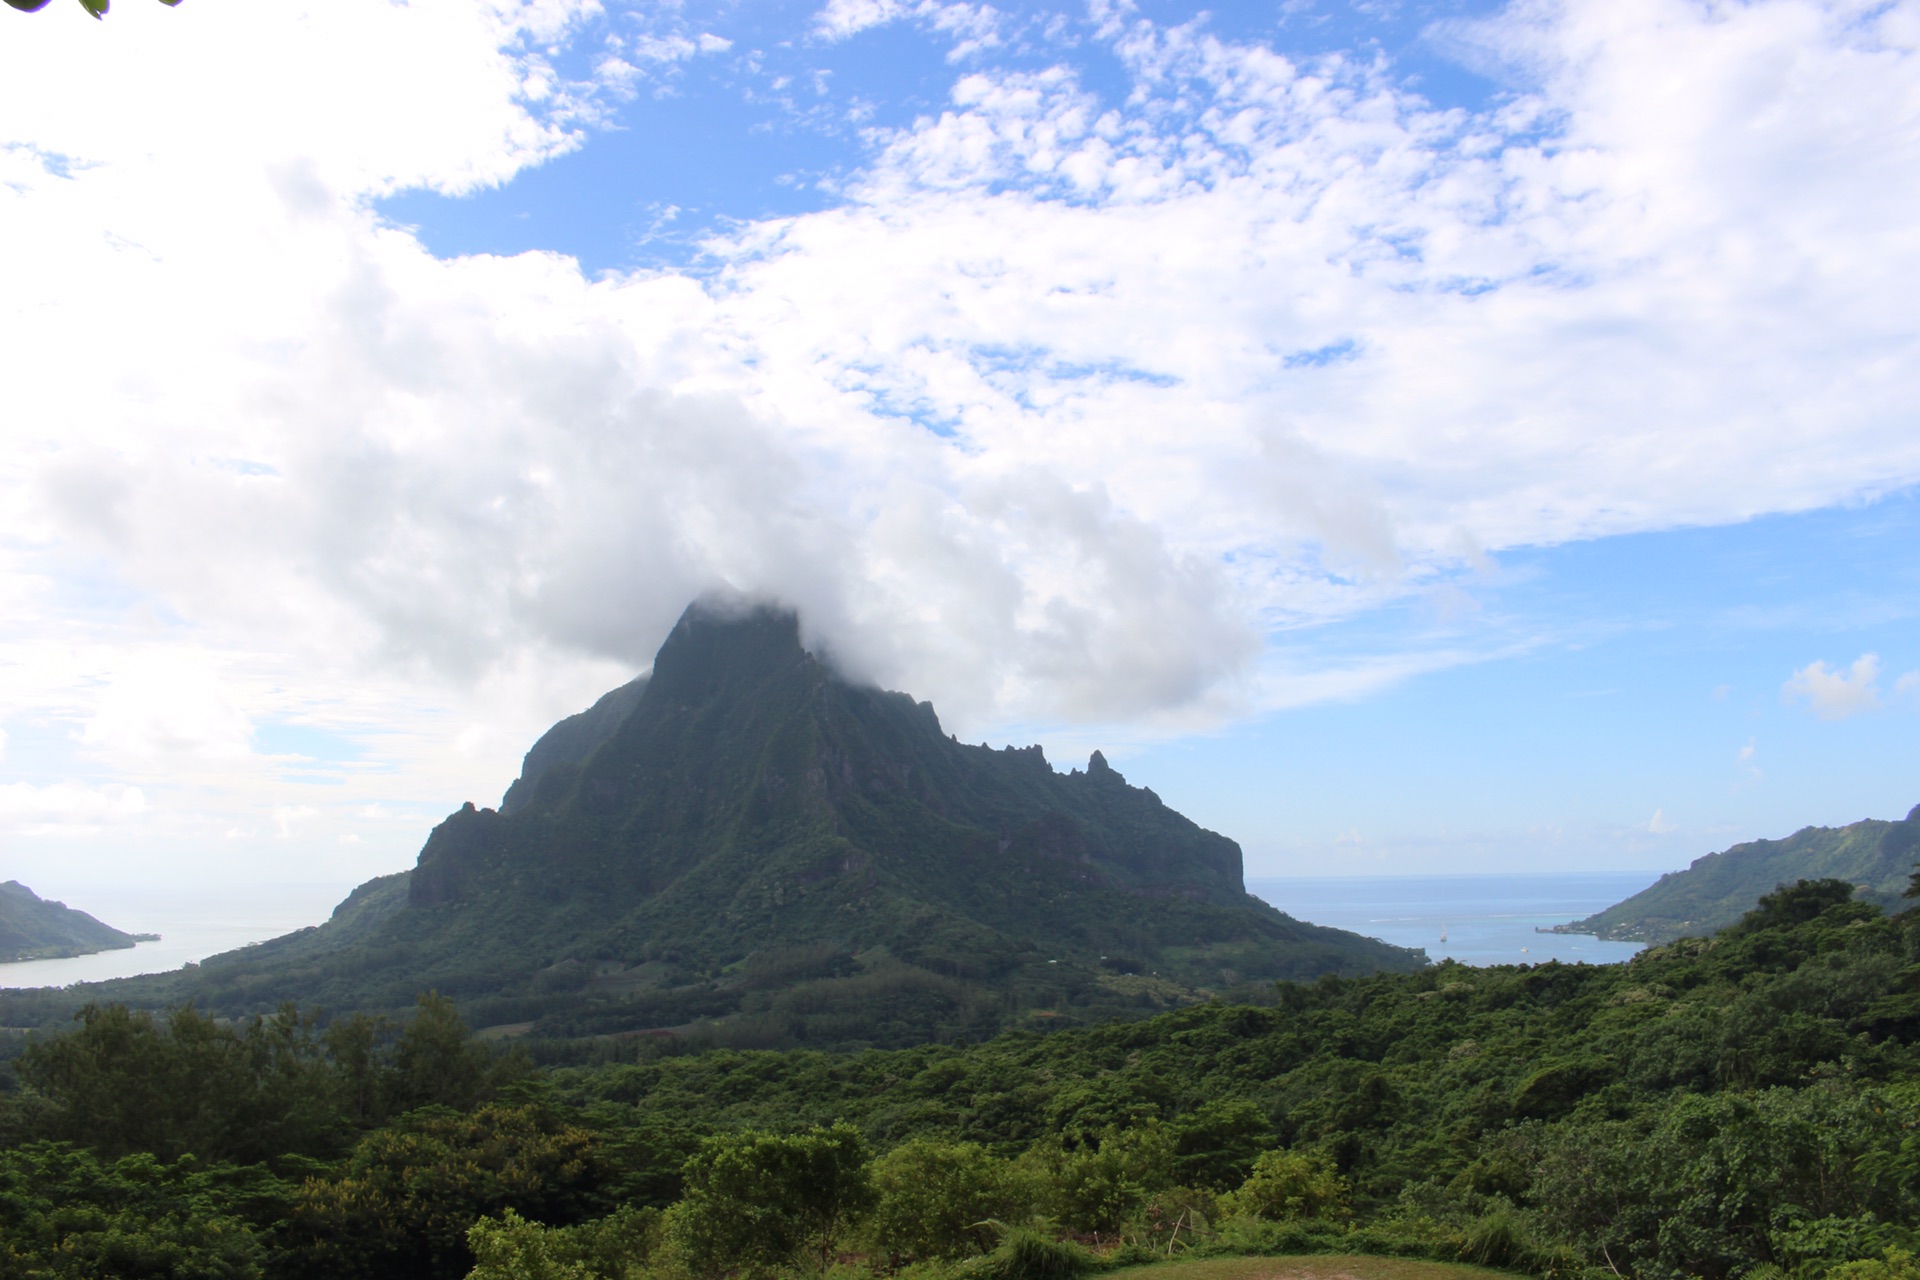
[1,874,1918,1280]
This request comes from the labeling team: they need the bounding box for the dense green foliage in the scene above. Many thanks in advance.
[1560,806,1920,943]
[0,604,1417,1048]
[0,880,143,963]
[0,878,1915,1280]
[665,1124,875,1273]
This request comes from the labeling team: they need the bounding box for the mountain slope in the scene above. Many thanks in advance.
[0,882,145,963]
[1554,805,1920,944]
[11,601,1422,1046]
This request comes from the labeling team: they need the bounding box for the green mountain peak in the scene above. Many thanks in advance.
[13,599,1422,1046]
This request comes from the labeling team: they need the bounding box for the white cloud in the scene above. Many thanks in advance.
[0,782,147,834]
[1896,671,1920,704]
[274,805,319,839]
[814,0,904,39]
[813,0,1002,50]
[1648,808,1677,835]
[77,653,256,763]
[1783,654,1884,719]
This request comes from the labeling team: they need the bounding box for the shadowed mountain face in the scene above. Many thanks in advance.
[8,601,1422,1046]
[1556,805,1920,944]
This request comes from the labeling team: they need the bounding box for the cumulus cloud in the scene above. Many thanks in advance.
[4,0,1920,878]
[1783,654,1884,719]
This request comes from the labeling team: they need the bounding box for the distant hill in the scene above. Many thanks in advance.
[1,600,1421,1046]
[0,882,148,963]
[1554,805,1920,944]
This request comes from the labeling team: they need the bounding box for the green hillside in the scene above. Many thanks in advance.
[0,601,1419,1043]
[0,881,145,963]
[1554,805,1920,943]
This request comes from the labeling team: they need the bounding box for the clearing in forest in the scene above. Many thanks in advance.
[1107,1257,1526,1280]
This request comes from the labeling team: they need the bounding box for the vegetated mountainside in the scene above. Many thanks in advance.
[1555,805,1920,944]
[0,600,1420,1045]
[0,881,146,963]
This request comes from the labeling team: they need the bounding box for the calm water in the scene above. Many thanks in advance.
[0,882,357,990]
[1,871,1656,989]
[1248,872,1658,966]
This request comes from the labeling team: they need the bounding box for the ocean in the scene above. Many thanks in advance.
[0,870,1659,990]
[1247,872,1658,966]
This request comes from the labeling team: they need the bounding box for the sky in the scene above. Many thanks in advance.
[0,0,1916,910]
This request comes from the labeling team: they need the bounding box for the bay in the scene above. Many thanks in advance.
[1248,871,1658,967]
[2,870,1660,990]
[0,881,356,990]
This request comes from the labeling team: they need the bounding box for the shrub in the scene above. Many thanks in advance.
[666,1122,875,1276]
[1828,1248,1920,1280]
[1223,1149,1350,1223]
[870,1138,1020,1261]
[971,1229,1095,1280]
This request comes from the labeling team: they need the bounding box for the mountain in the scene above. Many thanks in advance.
[0,882,150,963]
[6,600,1422,1047]
[1553,805,1920,944]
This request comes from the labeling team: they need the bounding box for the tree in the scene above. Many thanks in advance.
[1727,879,1860,935]
[6,0,181,17]
[1224,1149,1350,1223]
[0,1140,281,1279]
[667,1123,875,1275]
[868,1138,1017,1261]
[282,1104,603,1280]
[1021,1123,1175,1237]
[466,1207,660,1280]
[386,991,517,1114]
[19,1001,344,1164]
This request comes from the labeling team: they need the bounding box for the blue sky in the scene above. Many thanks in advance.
[1131,494,1920,873]
[382,0,1512,273]
[0,0,1916,902]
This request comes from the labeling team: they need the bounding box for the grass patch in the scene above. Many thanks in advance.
[1104,1256,1527,1280]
